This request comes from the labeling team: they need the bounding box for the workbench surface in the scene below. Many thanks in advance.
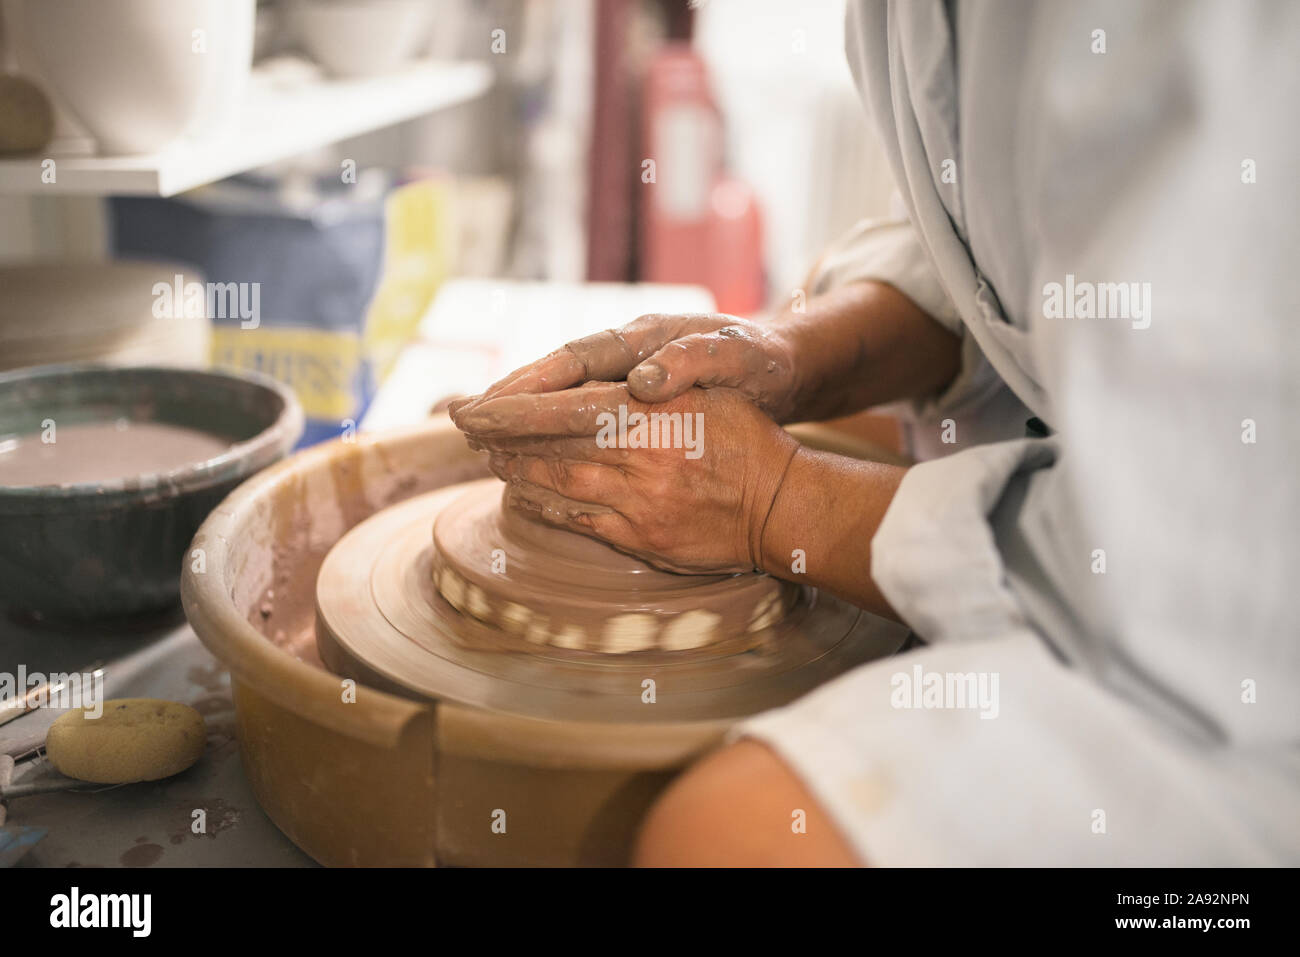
[2,614,315,868]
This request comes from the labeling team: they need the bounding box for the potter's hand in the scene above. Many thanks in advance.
[448,313,801,429]
[470,383,799,575]
[450,282,964,435]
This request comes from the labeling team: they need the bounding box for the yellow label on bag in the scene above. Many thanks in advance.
[363,178,450,384]
[212,327,363,421]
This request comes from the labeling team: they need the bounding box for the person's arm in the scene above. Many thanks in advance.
[451,279,960,435]
[758,279,960,423]
[757,445,904,620]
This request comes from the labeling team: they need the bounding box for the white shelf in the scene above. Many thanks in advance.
[0,59,493,198]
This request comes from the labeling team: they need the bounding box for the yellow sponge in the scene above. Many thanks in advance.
[45,699,207,784]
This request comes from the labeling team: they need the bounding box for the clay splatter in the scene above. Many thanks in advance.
[168,797,242,845]
[120,842,164,867]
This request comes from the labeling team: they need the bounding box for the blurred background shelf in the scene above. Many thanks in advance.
[0,0,898,450]
[0,59,493,197]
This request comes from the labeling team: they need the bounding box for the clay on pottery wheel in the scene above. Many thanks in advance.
[430,482,794,654]
[315,478,905,725]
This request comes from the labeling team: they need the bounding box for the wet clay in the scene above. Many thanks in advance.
[314,480,904,724]
[0,420,234,487]
[430,482,794,653]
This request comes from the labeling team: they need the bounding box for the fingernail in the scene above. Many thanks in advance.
[629,362,665,392]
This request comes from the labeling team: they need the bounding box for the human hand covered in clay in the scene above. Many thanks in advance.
[448,313,802,428]
[449,282,963,439]
[461,382,799,575]
[448,281,941,614]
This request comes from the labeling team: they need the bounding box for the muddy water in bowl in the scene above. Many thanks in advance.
[0,364,302,621]
[0,420,236,487]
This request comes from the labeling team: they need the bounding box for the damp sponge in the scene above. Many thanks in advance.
[45,698,207,784]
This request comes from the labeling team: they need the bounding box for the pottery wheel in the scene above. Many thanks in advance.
[316,478,907,724]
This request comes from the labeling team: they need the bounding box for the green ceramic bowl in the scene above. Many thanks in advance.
[0,364,303,622]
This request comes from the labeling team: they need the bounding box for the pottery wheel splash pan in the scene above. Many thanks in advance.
[182,419,906,867]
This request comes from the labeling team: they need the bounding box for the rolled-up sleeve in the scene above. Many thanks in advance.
[806,214,1031,458]
[807,213,962,335]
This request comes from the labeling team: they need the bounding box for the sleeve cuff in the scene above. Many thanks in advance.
[807,215,962,334]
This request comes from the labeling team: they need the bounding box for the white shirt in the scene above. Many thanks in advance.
[739,0,1300,864]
